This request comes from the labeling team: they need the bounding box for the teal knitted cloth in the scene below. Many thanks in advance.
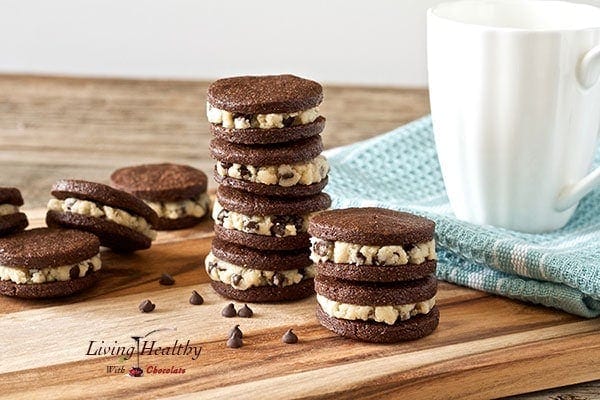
[324,116,600,317]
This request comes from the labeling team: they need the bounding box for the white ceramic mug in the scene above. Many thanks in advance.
[427,0,600,233]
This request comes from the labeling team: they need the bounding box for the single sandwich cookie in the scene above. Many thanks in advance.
[309,208,437,282]
[314,274,439,343]
[207,74,324,144]
[46,180,158,252]
[0,187,28,237]
[213,186,331,250]
[211,136,329,197]
[206,237,315,301]
[0,228,101,298]
[111,163,210,230]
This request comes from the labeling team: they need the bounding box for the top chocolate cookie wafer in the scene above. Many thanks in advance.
[51,180,158,225]
[0,228,100,269]
[111,163,208,202]
[207,75,322,114]
[0,188,24,206]
[309,208,435,247]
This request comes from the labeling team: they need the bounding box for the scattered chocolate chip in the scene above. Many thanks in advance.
[313,240,331,257]
[227,335,243,348]
[279,171,295,179]
[221,303,236,318]
[189,290,204,305]
[272,272,285,287]
[239,165,251,179]
[228,324,243,339]
[237,304,253,318]
[297,268,306,278]
[355,252,366,264]
[159,273,175,286]
[282,329,298,344]
[139,299,155,313]
[232,274,243,286]
[69,265,80,280]
[220,161,233,170]
[245,220,259,231]
[282,116,295,127]
[372,254,380,265]
[207,261,218,273]
[216,209,229,223]
[403,244,416,252]
[293,216,304,232]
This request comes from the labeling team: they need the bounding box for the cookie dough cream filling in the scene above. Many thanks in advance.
[144,193,211,220]
[205,252,315,290]
[213,200,309,237]
[317,294,436,325]
[310,238,437,266]
[0,254,101,284]
[207,103,320,130]
[0,204,19,216]
[47,198,157,240]
[216,156,329,187]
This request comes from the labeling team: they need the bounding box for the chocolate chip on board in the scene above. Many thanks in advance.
[227,335,243,348]
[189,290,204,305]
[228,325,243,339]
[237,304,253,318]
[282,329,298,344]
[139,299,155,313]
[159,273,175,286]
[221,303,237,317]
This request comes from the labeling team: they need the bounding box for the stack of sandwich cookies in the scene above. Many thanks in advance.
[208,75,329,197]
[0,187,28,237]
[309,208,439,343]
[206,74,330,302]
[111,163,210,230]
[46,180,158,252]
[0,228,101,298]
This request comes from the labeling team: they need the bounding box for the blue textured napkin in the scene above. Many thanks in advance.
[324,116,600,317]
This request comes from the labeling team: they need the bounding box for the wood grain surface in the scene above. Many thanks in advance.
[0,75,598,399]
[0,210,598,400]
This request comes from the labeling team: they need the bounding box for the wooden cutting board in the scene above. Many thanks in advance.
[0,209,598,400]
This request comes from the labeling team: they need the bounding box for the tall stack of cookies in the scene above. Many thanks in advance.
[308,208,440,343]
[204,75,331,302]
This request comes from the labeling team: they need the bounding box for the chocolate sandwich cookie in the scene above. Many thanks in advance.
[309,208,439,343]
[0,228,101,298]
[207,74,325,144]
[211,136,329,197]
[213,186,331,250]
[46,180,158,252]
[206,237,315,302]
[0,187,28,237]
[111,163,210,230]
[315,275,439,343]
[309,208,437,282]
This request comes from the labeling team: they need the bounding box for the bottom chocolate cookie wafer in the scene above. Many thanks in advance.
[211,279,314,303]
[0,272,99,299]
[316,304,439,343]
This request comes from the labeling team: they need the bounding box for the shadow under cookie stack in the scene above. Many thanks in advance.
[205,74,331,302]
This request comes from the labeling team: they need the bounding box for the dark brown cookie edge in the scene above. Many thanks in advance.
[316,260,437,282]
[0,272,99,299]
[316,305,439,343]
[214,224,310,250]
[210,279,314,302]
[46,210,152,252]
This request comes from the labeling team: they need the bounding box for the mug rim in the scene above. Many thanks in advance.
[429,0,600,32]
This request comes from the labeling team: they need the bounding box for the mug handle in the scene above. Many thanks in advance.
[555,45,600,211]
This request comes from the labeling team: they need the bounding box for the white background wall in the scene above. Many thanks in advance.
[1,0,599,87]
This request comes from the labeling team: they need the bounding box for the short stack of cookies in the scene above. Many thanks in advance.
[205,74,331,302]
[309,208,440,343]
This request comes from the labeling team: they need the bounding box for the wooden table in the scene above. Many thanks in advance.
[0,75,598,399]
